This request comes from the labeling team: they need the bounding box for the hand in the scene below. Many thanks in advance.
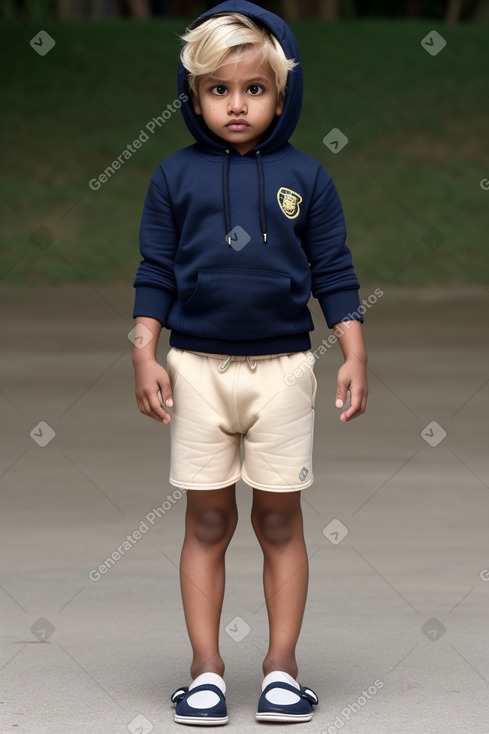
[133,358,173,423]
[335,356,368,422]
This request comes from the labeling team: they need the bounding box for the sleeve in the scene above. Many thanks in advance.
[303,166,363,328]
[132,166,179,326]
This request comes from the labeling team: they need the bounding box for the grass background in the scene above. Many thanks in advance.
[1,18,488,288]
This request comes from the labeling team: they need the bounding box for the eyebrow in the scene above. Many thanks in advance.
[206,75,270,85]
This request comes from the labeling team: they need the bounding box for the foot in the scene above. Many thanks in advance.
[171,672,228,726]
[256,670,318,723]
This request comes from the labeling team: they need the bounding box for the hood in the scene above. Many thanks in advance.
[177,0,303,154]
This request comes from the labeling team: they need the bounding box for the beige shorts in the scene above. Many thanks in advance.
[166,348,317,492]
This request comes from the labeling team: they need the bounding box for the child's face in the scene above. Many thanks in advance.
[193,49,284,155]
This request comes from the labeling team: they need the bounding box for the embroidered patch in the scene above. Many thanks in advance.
[299,466,309,482]
[277,187,303,219]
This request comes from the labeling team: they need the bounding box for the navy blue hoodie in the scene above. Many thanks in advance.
[133,0,363,356]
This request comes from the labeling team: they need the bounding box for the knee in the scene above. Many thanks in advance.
[192,507,237,546]
[252,509,297,546]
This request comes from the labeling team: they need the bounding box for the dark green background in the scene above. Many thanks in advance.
[1,19,488,287]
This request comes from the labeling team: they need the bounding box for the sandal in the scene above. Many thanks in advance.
[256,673,318,723]
[171,673,228,726]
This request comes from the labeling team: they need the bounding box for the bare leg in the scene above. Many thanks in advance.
[251,488,308,680]
[179,485,238,679]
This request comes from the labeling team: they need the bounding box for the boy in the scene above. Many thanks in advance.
[132,0,368,725]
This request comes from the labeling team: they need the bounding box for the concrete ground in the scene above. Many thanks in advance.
[1,284,488,734]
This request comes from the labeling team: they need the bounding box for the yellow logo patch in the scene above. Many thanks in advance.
[277,187,303,219]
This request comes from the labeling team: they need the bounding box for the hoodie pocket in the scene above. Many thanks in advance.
[179,268,309,340]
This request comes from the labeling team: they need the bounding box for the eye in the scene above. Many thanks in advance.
[247,84,264,96]
[211,85,227,96]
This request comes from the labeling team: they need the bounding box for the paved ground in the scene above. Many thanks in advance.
[1,284,489,734]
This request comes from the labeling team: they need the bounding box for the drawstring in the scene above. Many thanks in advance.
[219,356,257,372]
[255,151,268,243]
[223,150,232,245]
[223,149,268,246]
[218,356,231,372]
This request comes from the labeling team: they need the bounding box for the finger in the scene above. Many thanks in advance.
[335,382,348,409]
[149,395,171,423]
[138,395,169,423]
[159,386,173,409]
[340,390,366,422]
[156,390,172,423]
[355,388,368,417]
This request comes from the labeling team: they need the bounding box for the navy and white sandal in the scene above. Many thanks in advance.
[171,672,228,726]
[256,671,318,723]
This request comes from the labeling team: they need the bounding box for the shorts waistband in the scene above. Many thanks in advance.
[187,351,292,360]
[186,350,293,374]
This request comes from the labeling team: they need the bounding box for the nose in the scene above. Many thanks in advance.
[228,90,247,115]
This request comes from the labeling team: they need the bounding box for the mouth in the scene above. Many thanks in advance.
[226,120,249,131]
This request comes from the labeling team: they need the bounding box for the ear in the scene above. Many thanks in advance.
[192,92,202,116]
[275,95,284,116]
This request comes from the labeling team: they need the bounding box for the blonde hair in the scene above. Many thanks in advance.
[180,13,297,101]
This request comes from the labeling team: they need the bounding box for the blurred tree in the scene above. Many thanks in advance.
[9,0,489,21]
[279,0,341,19]
[281,0,298,20]
[446,0,463,21]
[404,0,422,17]
[150,0,168,13]
[472,0,489,17]
[55,0,150,17]
[126,0,150,16]
[318,0,340,19]
[445,0,489,21]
